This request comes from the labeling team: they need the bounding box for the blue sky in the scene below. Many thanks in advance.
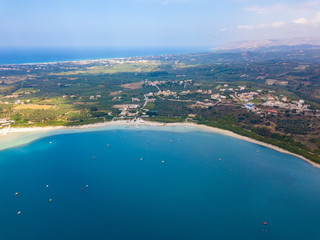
[1,0,320,48]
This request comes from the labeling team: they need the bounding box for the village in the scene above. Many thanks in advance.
[0,76,316,122]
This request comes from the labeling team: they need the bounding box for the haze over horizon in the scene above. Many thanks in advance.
[1,0,320,48]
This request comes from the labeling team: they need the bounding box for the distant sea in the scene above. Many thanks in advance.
[1,126,320,240]
[0,47,210,65]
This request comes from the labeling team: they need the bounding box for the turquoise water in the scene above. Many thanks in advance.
[1,128,320,240]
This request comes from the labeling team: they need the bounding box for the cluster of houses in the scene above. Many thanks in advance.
[89,95,101,100]
[148,79,192,86]
[237,92,260,101]
[156,90,177,97]
[0,118,14,128]
[262,98,309,111]
[211,94,226,101]
[243,95,309,117]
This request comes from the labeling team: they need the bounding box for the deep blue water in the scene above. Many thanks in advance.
[0,47,209,65]
[1,128,320,240]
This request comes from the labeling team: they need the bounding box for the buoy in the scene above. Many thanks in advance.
[257,150,259,153]
[15,192,19,196]
[49,142,52,144]
[81,188,85,191]
[86,185,88,188]
[140,158,143,161]
[161,161,165,164]
[219,158,222,161]
[107,144,110,147]
[263,222,267,225]
[93,157,96,159]
[46,185,49,188]
[49,199,52,202]
[17,211,21,215]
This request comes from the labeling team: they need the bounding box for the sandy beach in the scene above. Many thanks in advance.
[1,120,319,169]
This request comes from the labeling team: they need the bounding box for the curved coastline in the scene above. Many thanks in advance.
[1,120,319,169]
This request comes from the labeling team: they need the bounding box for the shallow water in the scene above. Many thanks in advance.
[1,128,320,240]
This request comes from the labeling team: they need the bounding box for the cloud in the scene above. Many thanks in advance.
[220,27,227,32]
[237,21,284,31]
[237,25,254,30]
[293,18,308,25]
[235,10,320,42]
[291,12,320,26]
[271,21,285,28]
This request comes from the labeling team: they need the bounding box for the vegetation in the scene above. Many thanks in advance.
[1,48,320,163]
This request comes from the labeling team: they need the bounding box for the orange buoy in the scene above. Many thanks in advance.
[263,222,267,225]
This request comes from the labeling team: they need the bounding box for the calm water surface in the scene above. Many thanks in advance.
[0,129,320,240]
[0,47,209,65]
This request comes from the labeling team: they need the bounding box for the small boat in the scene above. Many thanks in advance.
[49,142,52,144]
[161,161,165,164]
[81,188,85,191]
[93,157,96,159]
[140,158,143,161]
[86,185,89,188]
[49,199,52,202]
[263,222,267,225]
[15,192,19,196]
[17,211,21,215]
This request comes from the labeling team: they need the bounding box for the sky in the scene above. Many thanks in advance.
[1,0,320,48]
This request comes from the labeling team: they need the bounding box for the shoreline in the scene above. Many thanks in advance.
[1,120,320,169]
[0,48,211,66]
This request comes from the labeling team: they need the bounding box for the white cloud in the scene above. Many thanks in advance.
[237,25,253,30]
[220,27,227,32]
[237,21,284,31]
[293,18,308,25]
[271,21,285,28]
